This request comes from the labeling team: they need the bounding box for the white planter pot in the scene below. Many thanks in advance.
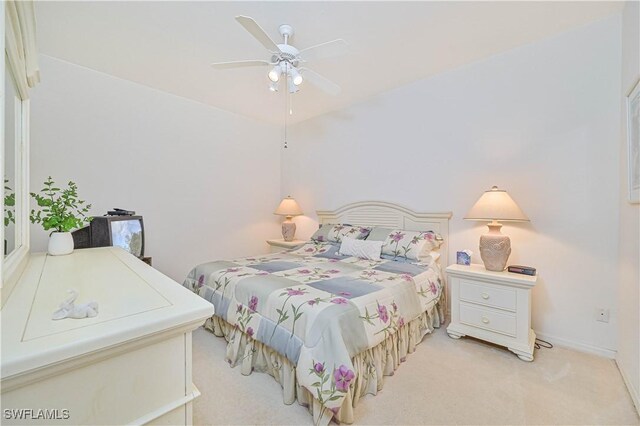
[48,232,74,256]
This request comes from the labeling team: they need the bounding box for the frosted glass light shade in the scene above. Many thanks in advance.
[274,197,303,217]
[268,66,281,82]
[465,186,529,222]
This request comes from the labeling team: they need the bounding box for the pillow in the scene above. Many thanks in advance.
[368,227,442,249]
[366,227,395,242]
[312,224,371,243]
[310,224,332,243]
[338,237,383,260]
[330,225,371,242]
[370,228,443,261]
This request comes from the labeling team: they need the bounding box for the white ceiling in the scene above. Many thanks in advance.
[36,1,622,124]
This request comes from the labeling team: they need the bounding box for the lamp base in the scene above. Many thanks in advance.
[282,217,296,242]
[479,222,511,272]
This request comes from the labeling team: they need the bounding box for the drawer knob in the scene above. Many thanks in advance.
[481,317,490,324]
[481,292,490,300]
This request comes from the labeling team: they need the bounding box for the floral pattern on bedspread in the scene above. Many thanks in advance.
[183,242,443,417]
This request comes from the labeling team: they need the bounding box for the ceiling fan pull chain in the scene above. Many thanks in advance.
[284,107,288,149]
[284,68,288,149]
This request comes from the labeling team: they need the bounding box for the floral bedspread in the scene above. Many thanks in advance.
[183,241,444,416]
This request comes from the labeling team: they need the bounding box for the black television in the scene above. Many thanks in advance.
[73,215,145,258]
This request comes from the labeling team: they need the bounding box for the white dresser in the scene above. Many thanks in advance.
[1,247,214,425]
[446,264,537,361]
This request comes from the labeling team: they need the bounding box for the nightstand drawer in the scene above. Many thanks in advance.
[459,279,516,312]
[459,302,517,337]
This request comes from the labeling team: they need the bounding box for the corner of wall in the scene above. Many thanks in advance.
[616,0,640,416]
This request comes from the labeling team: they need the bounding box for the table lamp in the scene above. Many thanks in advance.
[464,186,529,271]
[274,196,303,242]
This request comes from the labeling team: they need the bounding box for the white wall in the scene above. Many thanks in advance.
[283,16,622,356]
[617,1,640,413]
[30,55,282,281]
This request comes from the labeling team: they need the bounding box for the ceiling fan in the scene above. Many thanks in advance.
[211,16,348,95]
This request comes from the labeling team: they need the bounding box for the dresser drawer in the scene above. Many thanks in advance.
[459,302,517,337]
[459,279,517,312]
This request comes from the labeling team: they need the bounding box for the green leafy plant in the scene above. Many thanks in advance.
[4,178,15,226]
[30,176,92,233]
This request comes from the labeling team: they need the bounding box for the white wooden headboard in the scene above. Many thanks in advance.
[316,201,453,267]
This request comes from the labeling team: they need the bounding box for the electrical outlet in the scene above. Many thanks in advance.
[597,308,610,323]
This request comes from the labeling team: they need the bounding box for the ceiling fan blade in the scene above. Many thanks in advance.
[235,16,281,52]
[210,60,271,70]
[299,39,349,62]
[300,68,341,96]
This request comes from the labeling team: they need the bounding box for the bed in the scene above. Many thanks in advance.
[183,202,452,425]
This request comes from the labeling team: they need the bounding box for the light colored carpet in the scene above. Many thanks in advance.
[192,327,639,425]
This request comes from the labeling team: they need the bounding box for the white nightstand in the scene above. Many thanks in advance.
[446,264,538,361]
[266,239,305,253]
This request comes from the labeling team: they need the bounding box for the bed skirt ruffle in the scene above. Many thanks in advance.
[203,301,443,425]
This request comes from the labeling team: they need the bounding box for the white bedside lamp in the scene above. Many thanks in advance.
[464,186,529,272]
[274,196,303,242]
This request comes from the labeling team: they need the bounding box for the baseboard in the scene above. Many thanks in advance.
[535,331,617,359]
[616,358,640,416]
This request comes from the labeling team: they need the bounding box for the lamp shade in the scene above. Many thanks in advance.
[464,186,529,222]
[274,196,303,217]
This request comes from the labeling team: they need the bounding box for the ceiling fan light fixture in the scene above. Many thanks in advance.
[288,77,299,94]
[212,17,344,97]
[290,67,303,86]
[268,66,281,82]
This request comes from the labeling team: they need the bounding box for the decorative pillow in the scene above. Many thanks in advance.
[372,228,442,261]
[312,224,371,243]
[338,237,383,261]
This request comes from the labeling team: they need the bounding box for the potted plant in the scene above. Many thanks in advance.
[4,178,15,227]
[4,178,15,255]
[30,176,92,256]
